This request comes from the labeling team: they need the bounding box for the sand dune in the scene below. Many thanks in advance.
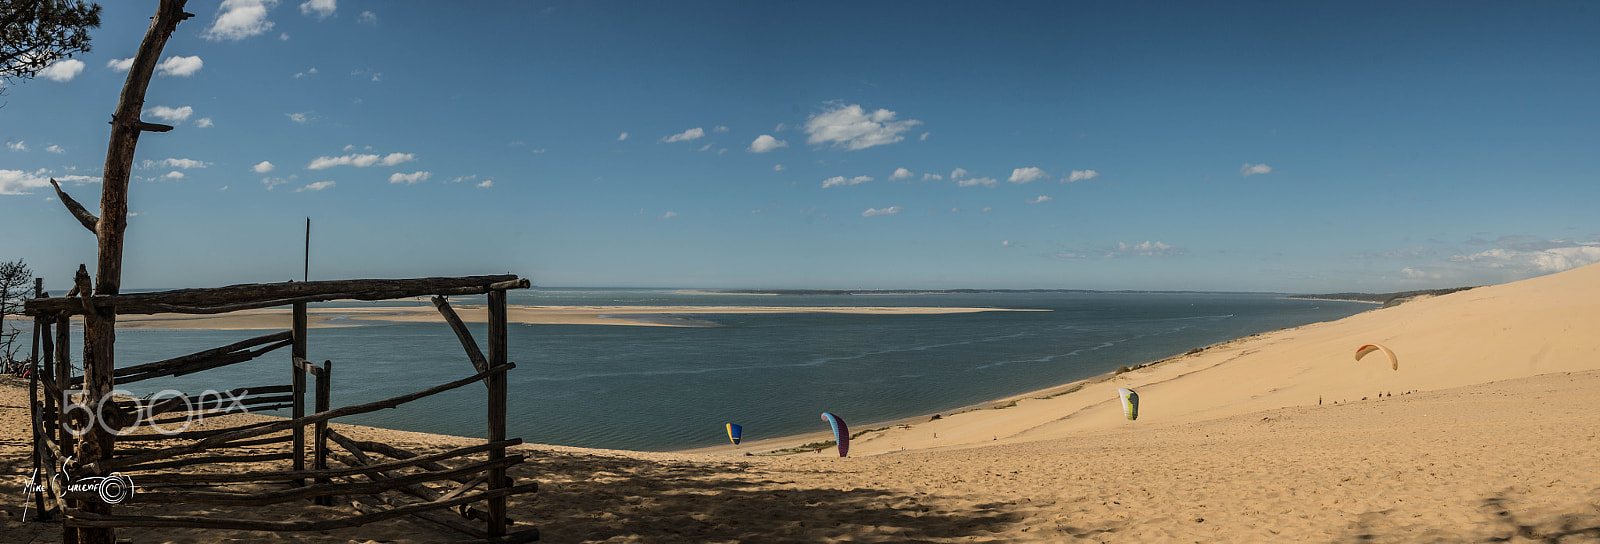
[4,263,1599,542]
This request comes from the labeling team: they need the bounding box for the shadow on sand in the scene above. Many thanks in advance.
[514,449,1022,543]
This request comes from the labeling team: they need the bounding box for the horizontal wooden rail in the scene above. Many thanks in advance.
[26,275,524,316]
[130,454,526,506]
[135,438,521,484]
[86,362,514,473]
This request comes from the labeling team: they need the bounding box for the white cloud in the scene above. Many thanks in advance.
[1401,267,1439,279]
[804,103,922,151]
[922,173,942,181]
[748,134,788,153]
[294,67,318,78]
[448,175,476,183]
[149,158,208,169]
[1112,241,1186,257]
[1241,163,1272,177]
[659,211,678,219]
[56,174,100,185]
[280,32,290,40]
[357,10,377,24]
[1066,169,1098,182]
[981,206,993,213]
[0,169,51,195]
[617,132,628,141]
[5,141,24,152]
[307,152,414,169]
[286,112,310,124]
[713,125,729,133]
[295,181,335,192]
[205,0,279,41]
[890,168,913,180]
[531,148,546,154]
[661,127,705,143]
[45,145,64,154]
[300,0,336,19]
[476,179,493,188]
[1449,244,1600,274]
[39,59,85,82]
[388,171,431,184]
[196,117,214,128]
[156,55,203,77]
[261,176,291,190]
[1009,167,1048,184]
[106,57,134,72]
[163,171,185,180]
[957,177,997,187]
[1028,195,1052,204]
[1001,240,1013,247]
[145,105,193,122]
[920,132,929,141]
[253,161,275,173]
[773,164,784,171]
[861,206,901,217]
[698,143,712,152]
[950,168,967,179]
[822,175,872,188]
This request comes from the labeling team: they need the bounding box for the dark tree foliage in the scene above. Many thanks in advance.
[1,0,102,93]
[0,258,31,363]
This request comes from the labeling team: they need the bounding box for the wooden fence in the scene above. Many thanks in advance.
[23,275,539,542]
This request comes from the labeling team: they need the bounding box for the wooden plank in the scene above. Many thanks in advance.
[432,296,490,376]
[328,431,511,525]
[135,439,521,484]
[292,303,307,487]
[350,496,488,539]
[53,314,73,457]
[84,362,514,474]
[78,331,292,384]
[64,483,539,530]
[25,275,520,316]
[314,359,331,506]
[120,452,293,472]
[487,288,509,537]
[129,454,525,506]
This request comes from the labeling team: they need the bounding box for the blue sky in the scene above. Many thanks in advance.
[3,0,1598,292]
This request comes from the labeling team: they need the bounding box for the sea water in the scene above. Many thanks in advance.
[56,289,1369,451]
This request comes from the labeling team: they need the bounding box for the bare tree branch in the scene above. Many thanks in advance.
[49,179,98,234]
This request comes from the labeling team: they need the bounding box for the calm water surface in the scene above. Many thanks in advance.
[66,289,1369,451]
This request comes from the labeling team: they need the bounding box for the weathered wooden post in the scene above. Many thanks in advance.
[28,278,47,520]
[292,302,308,487]
[487,289,509,536]
[54,314,71,457]
[314,359,331,506]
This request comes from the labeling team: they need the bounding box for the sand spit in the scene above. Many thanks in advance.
[102,305,1046,330]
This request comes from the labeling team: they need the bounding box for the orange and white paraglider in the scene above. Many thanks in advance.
[1354,344,1398,371]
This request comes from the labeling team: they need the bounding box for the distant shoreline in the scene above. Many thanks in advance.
[100,304,1050,330]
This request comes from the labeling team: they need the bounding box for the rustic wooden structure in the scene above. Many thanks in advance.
[19,0,537,541]
[24,276,539,541]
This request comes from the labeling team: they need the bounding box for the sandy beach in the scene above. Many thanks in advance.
[4,263,1600,542]
[102,304,1046,329]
